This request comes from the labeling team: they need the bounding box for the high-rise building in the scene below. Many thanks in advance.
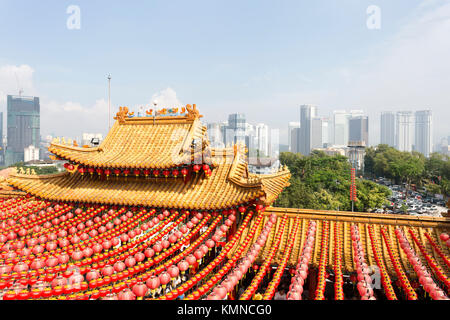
[254,123,269,157]
[0,112,4,165]
[349,116,369,146]
[311,117,323,149]
[380,112,396,147]
[225,113,246,145]
[332,110,350,146]
[6,95,40,166]
[321,117,330,146]
[299,105,317,155]
[288,122,300,152]
[291,127,301,154]
[415,110,432,157]
[396,111,414,152]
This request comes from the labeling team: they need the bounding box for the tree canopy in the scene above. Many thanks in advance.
[274,151,391,212]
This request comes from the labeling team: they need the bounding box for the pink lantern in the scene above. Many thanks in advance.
[30,258,46,270]
[177,260,189,272]
[168,265,180,278]
[102,265,115,277]
[213,285,227,299]
[71,250,84,261]
[46,256,59,267]
[58,253,70,264]
[132,282,148,298]
[146,275,160,290]
[102,240,112,250]
[80,233,89,241]
[83,247,94,258]
[118,289,136,300]
[125,256,136,268]
[86,269,100,282]
[159,272,170,286]
[134,252,145,262]
[144,248,155,258]
[114,261,126,272]
[52,275,67,288]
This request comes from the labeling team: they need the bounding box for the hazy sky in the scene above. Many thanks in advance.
[0,0,449,145]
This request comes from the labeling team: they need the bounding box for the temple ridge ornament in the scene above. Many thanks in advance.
[186,104,203,120]
[114,106,129,124]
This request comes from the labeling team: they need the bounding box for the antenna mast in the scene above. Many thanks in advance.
[15,72,23,96]
[107,74,111,130]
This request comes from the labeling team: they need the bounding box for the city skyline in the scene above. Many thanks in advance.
[0,1,449,146]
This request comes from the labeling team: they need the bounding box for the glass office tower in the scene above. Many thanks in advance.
[6,95,40,166]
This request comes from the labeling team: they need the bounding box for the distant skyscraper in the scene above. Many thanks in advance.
[321,117,330,146]
[333,110,350,146]
[396,111,414,152]
[6,95,40,166]
[349,116,369,146]
[288,122,300,152]
[311,117,323,149]
[299,105,317,155]
[415,110,432,157]
[226,113,246,145]
[291,127,301,154]
[380,112,396,147]
[0,112,4,165]
[250,123,269,157]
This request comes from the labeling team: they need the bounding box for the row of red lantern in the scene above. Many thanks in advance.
[0,208,156,292]
[395,228,448,300]
[350,224,376,300]
[263,216,300,300]
[0,197,41,221]
[239,215,288,300]
[80,211,214,300]
[204,213,273,300]
[77,211,200,299]
[121,214,224,300]
[6,207,107,253]
[380,227,417,300]
[171,211,255,300]
[137,214,218,299]
[407,229,450,291]
[155,215,233,300]
[10,212,190,299]
[367,225,397,300]
[314,221,329,300]
[70,164,212,179]
[4,225,179,300]
[0,206,78,261]
[333,222,344,300]
[0,206,113,270]
[440,233,450,247]
[0,199,47,228]
[286,220,317,300]
[1,206,88,250]
[150,212,225,296]
[0,222,144,293]
[0,205,73,240]
[424,232,450,270]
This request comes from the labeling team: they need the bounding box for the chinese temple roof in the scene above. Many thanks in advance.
[48,105,210,169]
[7,147,291,209]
